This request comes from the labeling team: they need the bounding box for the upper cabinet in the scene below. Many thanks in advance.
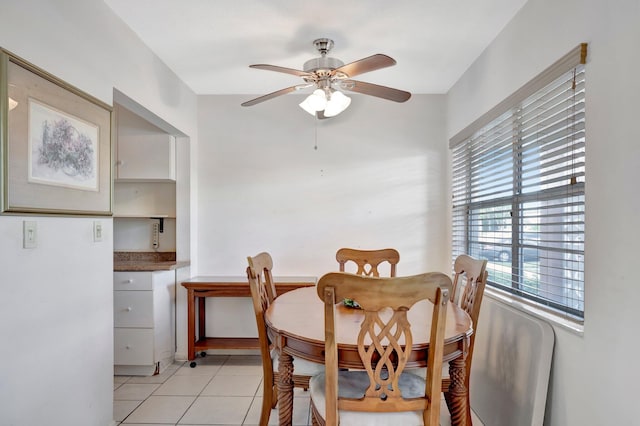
[115,104,176,182]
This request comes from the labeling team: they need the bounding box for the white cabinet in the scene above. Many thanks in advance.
[114,270,175,376]
[112,182,176,218]
[115,104,176,182]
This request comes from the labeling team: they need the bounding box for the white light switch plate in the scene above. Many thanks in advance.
[93,221,103,242]
[23,221,37,249]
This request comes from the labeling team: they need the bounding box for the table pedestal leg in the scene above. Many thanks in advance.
[445,356,469,426]
[277,351,294,426]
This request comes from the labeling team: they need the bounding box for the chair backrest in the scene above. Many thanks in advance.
[451,254,488,379]
[247,251,277,303]
[335,248,400,277]
[246,253,276,388]
[317,272,451,425]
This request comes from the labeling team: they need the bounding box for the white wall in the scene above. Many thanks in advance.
[0,217,113,425]
[0,1,197,425]
[447,0,640,424]
[194,94,448,337]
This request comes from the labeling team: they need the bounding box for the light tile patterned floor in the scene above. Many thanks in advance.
[114,354,483,425]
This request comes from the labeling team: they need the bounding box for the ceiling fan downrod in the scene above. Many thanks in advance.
[313,38,333,56]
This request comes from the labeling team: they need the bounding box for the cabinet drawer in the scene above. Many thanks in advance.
[114,272,152,291]
[114,328,154,365]
[114,291,154,327]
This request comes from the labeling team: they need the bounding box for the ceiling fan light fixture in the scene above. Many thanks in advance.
[244,38,411,114]
[299,89,327,115]
[323,90,351,117]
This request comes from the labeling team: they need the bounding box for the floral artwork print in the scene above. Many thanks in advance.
[39,119,94,178]
[28,99,99,191]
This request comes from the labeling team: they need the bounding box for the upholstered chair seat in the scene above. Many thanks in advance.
[271,348,325,378]
[310,370,430,425]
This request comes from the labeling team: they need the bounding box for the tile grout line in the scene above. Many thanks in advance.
[174,354,232,426]
[115,373,146,425]
[240,374,263,425]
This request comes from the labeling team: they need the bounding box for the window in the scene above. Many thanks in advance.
[451,45,586,320]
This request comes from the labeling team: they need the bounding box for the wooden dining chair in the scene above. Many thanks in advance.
[247,252,278,303]
[405,254,488,423]
[335,248,400,277]
[246,252,324,426]
[443,254,488,421]
[310,271,452,426]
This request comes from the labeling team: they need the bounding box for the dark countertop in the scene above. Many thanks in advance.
[114,251,190,272]
[114,260,190,271]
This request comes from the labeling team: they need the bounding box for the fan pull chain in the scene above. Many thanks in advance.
[314,114,318,150]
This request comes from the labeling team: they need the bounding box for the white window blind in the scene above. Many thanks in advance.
[451,45,586,320]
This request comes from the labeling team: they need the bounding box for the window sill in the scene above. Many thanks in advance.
[484,287,584,337]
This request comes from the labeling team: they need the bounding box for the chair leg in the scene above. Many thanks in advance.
[259,379,275,426]
[311,413,320,426]
[310,401,323,426]
[271,383,278,409]
[259,398,271,426]
[426,401,442,426]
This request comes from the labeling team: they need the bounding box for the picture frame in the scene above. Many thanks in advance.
[1,49,112,215]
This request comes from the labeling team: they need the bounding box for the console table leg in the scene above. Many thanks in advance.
[197,296,206,340]
[186,289,195,360]
[277,351,294,426]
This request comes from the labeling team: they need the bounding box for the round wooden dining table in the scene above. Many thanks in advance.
[265,286,474,426]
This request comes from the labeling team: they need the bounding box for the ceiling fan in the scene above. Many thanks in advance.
[241,38,411,118]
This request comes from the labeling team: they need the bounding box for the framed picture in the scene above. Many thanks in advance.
[1,49,112,215]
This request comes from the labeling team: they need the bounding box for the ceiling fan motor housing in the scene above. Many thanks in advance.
[303,38,344,74]
[303,56,344,73]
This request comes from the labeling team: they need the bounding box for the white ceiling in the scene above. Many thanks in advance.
[104,0,528,96]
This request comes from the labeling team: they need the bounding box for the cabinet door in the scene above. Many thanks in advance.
[116,105,175,181]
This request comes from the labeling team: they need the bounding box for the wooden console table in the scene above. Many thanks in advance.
[181,276,316,363]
